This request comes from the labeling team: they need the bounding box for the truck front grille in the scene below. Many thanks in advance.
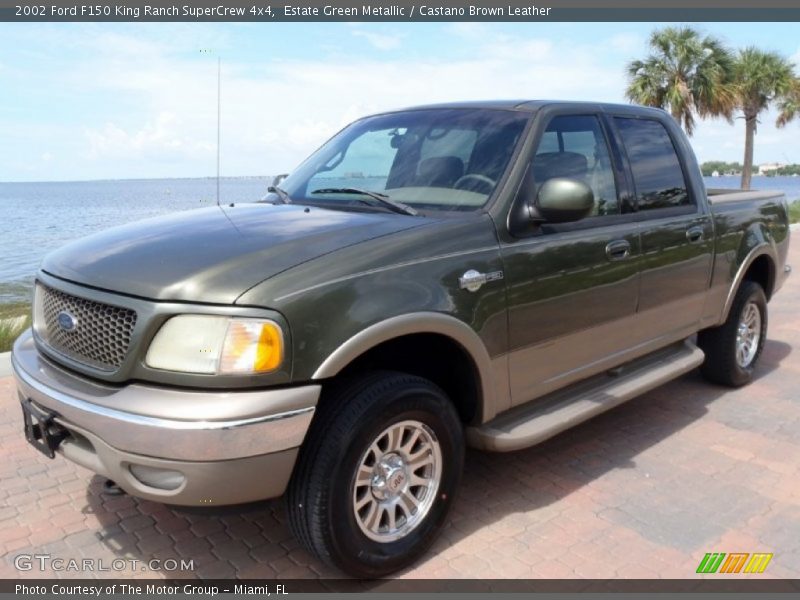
[34,283,137,371]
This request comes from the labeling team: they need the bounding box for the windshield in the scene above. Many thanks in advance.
[277,108,529,213]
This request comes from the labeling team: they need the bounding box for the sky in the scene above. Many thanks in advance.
[1,21,799,182]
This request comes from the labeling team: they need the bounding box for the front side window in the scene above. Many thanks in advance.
[279,109,529,213]
[531,115,619,216]
[615,117,690,211]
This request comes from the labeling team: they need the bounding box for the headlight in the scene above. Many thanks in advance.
[145,315,284,375]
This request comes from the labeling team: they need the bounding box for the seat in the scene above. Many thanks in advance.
[532,151,589,183]
[415,156,464,188]
[466,127,521,183]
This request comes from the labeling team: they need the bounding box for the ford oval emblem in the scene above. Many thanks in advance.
[56,311,78,332]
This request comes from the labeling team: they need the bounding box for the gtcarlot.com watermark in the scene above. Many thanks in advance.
[14,553,194,573]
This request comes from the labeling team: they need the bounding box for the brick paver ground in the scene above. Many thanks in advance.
[1,241,799,581]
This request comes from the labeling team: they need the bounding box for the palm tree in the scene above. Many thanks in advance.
[732,48,798,189]
[776,79,800,128]
[626,26,735,136]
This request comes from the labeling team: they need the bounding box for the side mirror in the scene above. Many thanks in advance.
[271,173,289,187]
[533,178,594,223]
[261,174,291,202]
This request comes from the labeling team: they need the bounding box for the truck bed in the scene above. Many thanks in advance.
[706,188,786,205]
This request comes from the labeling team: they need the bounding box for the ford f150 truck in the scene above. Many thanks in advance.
[13,101,791,577]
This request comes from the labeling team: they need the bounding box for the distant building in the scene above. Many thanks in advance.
[758,162,785,174]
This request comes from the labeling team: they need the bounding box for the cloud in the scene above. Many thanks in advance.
[350,28,403,51]
[34,24,627,179]
[9,23,796,180]
[446,23,491,39]
[791,47,800,68]
[85,112,214,162]
[609,32,643,54]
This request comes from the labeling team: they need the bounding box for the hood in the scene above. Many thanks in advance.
[41,203,425,304]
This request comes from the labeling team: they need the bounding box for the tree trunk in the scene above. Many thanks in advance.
[741,112,756,190]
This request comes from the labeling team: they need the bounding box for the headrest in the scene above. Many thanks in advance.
[468,128,519,178]
[532,152,588,182]
[417,156,465,187]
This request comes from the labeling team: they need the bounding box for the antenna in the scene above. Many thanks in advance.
[216,57,221,206]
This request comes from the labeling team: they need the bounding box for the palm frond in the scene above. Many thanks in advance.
[625,26,734,136]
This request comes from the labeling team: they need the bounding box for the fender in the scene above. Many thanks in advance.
[719,243,777,325]
[311,312,504,422]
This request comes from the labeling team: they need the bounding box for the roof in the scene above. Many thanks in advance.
[389,99,667,116]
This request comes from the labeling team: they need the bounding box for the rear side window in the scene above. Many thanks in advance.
[615,118,690,210]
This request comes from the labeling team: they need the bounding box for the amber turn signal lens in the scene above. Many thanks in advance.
[219,319,284,374]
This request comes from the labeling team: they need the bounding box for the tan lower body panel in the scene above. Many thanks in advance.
[468,340,704,452]
[57,418,298,506]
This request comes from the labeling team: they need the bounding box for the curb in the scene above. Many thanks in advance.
[0,352,10,378]
[0,316,26,378]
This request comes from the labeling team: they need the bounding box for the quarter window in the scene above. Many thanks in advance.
[615,118,690,210]
[532,115,619,216]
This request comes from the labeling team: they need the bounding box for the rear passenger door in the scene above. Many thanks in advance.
[612,116,714,341]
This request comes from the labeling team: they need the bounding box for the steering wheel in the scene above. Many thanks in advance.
[454,173,496,194]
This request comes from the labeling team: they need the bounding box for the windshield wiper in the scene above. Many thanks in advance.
[311,187,418,216]
[267,185,292,205]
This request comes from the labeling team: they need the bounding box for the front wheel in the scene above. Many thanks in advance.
[286,371,464,578]
[698,281,767,387]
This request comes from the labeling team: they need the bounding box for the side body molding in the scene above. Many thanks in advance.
[311,312,500,423]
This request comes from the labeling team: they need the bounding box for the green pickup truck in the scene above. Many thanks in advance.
[13,101,791,577]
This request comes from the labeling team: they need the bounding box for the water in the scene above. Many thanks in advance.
[1,175,798,304]
[0,178,272,303]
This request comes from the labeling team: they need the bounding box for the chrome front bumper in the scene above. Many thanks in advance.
[12,330,319,505]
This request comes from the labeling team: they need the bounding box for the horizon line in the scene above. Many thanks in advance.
[0,175,275,185]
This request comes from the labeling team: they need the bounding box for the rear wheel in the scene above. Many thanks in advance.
[286,371,464,578]
[698,281,767,387]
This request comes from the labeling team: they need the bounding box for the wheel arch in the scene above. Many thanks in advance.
[720,244,777,324]
[311,312,501,424]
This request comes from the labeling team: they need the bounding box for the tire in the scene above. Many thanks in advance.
[698,281,767,387]
[286,371,464,578]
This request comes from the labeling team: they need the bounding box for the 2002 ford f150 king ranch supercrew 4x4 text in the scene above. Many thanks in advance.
[12,101,791,577]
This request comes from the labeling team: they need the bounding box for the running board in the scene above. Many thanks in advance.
[467,340,704,452]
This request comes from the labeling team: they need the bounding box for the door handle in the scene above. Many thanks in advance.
[686,226,704,243]
[605,239,631,261]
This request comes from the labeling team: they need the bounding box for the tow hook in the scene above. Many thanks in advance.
[102,479,125,496]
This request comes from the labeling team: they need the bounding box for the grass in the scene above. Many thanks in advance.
[0,301,30,321]
[0,302,31,353]
[790,200,800,224]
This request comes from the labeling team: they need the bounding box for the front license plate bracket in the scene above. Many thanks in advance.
[21,399,68,459]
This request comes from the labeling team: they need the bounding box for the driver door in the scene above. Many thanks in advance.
[501,113,643,405]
